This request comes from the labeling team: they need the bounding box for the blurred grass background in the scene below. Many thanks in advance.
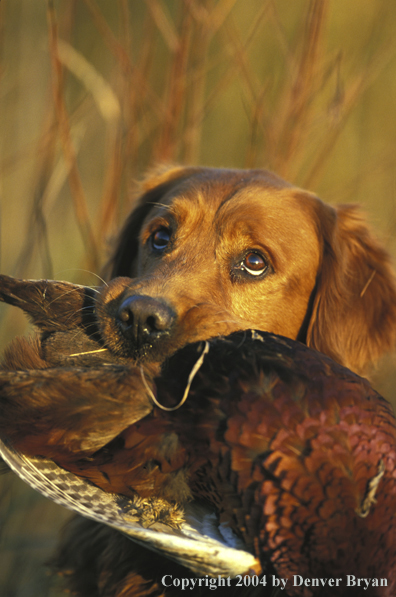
[1,0,396,594]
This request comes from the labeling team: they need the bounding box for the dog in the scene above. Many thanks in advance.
[102,164,396,375]
[3,164,396,596]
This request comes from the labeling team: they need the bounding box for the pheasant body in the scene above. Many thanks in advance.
[0,274,395,596]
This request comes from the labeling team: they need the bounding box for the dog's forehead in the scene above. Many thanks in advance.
[168,169,292,206]
[150,171,323,230]
[219,185,327,238]
[149,169,278,208]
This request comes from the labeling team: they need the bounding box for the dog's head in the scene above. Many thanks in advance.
[98,165,396,374]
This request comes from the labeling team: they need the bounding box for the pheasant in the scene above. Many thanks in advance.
[0,273,395,596]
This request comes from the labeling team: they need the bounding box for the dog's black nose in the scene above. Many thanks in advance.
[117,295,175,349]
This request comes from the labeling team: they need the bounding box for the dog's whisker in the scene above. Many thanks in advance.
[48,304,94,329]
[65,322,103,346]
[45,287,90,308]
[54,269,109,287]
[213,318,246,326]
[184,305,244,324]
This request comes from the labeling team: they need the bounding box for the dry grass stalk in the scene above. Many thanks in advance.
[47,0,100,273]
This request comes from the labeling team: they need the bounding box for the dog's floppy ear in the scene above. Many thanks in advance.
[106,165,200,279]
[306,205,396,375]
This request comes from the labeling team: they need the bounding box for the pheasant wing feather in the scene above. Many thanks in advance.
[0,438,260,577]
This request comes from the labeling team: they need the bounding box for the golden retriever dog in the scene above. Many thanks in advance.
[103,164,396,376]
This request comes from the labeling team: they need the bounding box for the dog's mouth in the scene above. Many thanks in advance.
[94,278,250,364]
[38,288,174,366]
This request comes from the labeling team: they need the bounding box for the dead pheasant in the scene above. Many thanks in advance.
[0,273,395,596]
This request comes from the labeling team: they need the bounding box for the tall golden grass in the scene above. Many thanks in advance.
[1,1,396,594]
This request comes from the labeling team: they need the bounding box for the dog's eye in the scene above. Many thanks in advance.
[151,228,171,252]
[241,252,268,276]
